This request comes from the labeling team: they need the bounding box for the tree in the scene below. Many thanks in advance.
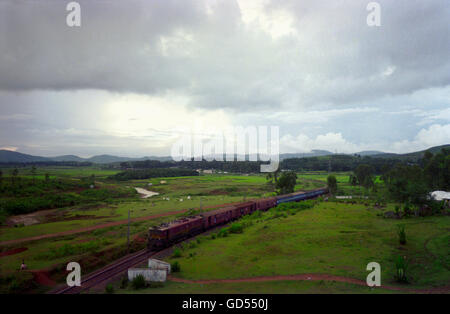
[0,169,2,186]
[11,168,19,185]
[276,171,297,195]
[363,176,374,189]
[266,172,273,184]
[423,148,449,190]
[348,174,358,186]
[45,173,50,182]
[327,175,337,194]
[354,164,375,186]
[386,164,428,206]
[31,166,37,184]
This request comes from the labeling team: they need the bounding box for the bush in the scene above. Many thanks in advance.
[171,261,181,273]
[131,275,147,290]
[105,284,114,294]
[120,276,128,289]
[229,223,243,234]
[395,256,408,283]
[217,229,228,237]
[403,204,411,217]
[397,225,406,245]
[172,248,182,258]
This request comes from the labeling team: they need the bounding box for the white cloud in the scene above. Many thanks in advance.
[280,132,361,154]
[0,146,18,151]
[392,124,450,153]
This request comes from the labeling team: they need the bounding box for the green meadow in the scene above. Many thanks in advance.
[157,200,449,293]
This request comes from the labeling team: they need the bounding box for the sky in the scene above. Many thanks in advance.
[0,0,449,158]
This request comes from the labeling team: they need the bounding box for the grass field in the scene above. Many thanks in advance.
[1,166,448,294]
[152,200,449,293]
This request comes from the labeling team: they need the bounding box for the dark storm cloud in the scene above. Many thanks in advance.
[0,0,449,111]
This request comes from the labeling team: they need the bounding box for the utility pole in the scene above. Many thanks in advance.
[127,209,130,254]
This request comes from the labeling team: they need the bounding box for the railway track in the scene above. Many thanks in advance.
[51,249,156,294]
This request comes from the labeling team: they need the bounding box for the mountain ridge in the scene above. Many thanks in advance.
[0,144,448,164]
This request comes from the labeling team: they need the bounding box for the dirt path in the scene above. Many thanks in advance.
[168,274,450,294]
[0,201,246,247]
[135,188,159,199]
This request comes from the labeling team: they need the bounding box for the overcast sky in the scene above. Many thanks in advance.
[0,0,449,157]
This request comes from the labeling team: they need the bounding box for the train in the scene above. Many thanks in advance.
[147,187,328,250]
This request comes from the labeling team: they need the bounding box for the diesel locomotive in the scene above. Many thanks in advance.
[147,187,328,250]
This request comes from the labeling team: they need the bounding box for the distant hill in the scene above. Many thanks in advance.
[280,150,333,160]
[354,150,385,156]
[50,155,86,162]
[85,155,136,164]
[373,144,450,161]
[0,150,50,163]
[1,144,448,164]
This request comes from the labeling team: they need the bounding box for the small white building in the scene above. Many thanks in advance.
[148,259,171,274]
[430,190,450,201]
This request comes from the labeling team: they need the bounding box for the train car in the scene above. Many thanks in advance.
[201,206,236,229]
[276,188,328,205]
[255,197,277,211]
[148,188,327,251]
[234,201,256,217]
[148,216,203,250]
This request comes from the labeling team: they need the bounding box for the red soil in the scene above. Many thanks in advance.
[168,274,450,294]
[0,247,28,257]
[31,270,56,286]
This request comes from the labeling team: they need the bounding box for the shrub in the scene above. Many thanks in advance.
[105,284,114,294]
[394,205,400,216]
[229,223,244,234]
[395,256,408,283]
[120,276,128,289]
[397,225,406,245]
[131,275,147,290]
[171,261,181,273]
[217,229,228,237]
[172,248,182,258]
[187,241,197,249]
[403,204,411,217]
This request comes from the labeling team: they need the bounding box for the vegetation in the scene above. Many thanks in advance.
[105,284,115,294]
[327,175,337,194]
[395,256,408,283]
[111,168,199,181]
[0,177,135,216]
[131,275,147,290]
[276,171,297,194]
[0,147,448,294]
[397,225,406,245]
[164,201,449,292]
[171,261,181,273]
